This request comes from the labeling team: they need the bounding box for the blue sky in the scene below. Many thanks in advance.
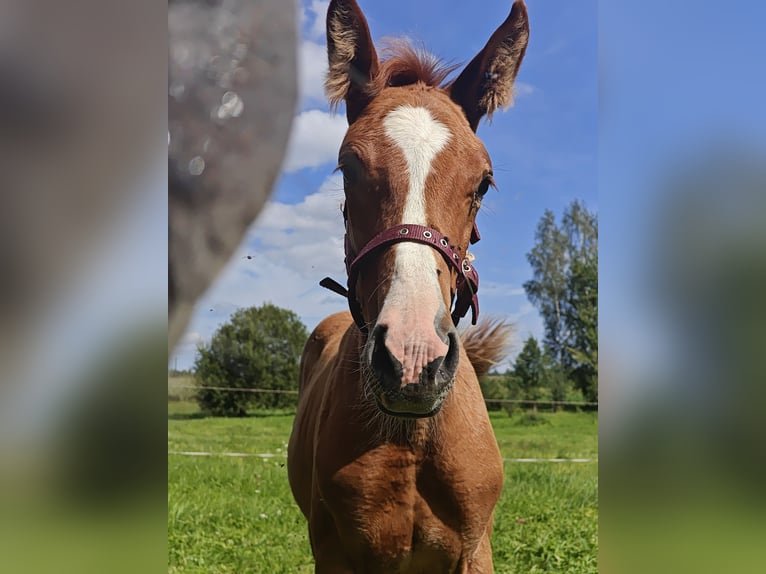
[172,0,597,370]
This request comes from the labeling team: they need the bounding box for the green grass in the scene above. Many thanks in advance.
[168,376,197,402]
[168,402,597,573]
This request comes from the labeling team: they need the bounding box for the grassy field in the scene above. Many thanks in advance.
[168,401,597,573]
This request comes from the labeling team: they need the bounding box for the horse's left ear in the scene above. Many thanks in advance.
[449,0,530,132]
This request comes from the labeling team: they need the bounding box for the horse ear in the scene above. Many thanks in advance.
[449,0,530,132]
[326,0,380,123]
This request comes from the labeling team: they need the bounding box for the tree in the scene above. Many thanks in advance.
[561,200,598,401]
[565,251,598,401]
[512,336,545,403]
[523,211,568,364]
[194,303,308,416]
[523,200,598,401]
[541,347,570,407]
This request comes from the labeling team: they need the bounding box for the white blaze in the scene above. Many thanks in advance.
[381,105,451,310]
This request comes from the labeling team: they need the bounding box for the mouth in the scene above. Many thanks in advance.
[373,383,452,418]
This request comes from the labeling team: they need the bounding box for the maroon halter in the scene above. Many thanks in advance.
[320,208,481,334]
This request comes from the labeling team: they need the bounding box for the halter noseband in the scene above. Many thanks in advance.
[320,207,481,334]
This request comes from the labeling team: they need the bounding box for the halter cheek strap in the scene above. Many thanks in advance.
[320,217,482,334]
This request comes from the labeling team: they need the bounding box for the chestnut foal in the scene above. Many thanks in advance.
[288,1,529,572]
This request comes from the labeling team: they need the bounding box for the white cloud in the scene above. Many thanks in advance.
[179,331,204,346]
[182,174,349,355]
[298,39,328,104]
[248,174,346,280]
[283,109,347,172]
[171,331,205,365]
[305,1,329,40]
[514,82,536,98]
[297,2,331,105]
[480,281,526,297]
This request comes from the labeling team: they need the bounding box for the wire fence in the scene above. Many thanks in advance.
[166,450,596,463]
[186,384,299,395]
[169,383,598,410]
[168,382,598,463]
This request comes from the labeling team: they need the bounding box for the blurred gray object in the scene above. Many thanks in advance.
[168,0,297,349]
[0,0,163,382]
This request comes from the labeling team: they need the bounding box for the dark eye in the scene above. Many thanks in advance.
[476,174,494,199]
[337,152,363,187]
[340,167,352,187]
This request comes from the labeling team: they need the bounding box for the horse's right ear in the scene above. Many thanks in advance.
[326,0,379,123]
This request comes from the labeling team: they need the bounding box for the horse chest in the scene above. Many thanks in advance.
[317,447,500,572]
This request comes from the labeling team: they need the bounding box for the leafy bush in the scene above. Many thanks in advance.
[194,304,308,416]
[479,375,510,411]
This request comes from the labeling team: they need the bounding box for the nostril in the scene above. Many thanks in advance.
[443,331,460,375]
[447,331,458,352]
[370,324,388,365]
[369,324,403,384]
[420,330,459,388]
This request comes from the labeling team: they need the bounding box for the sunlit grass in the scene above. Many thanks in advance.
[168,402,597,573]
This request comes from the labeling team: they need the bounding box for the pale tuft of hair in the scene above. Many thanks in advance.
[372,39,459,93]
[325,35,460,110]
[460,318,515,378]
[325,3,359,110]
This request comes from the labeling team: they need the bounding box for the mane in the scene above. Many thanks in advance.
[372,39,460,93]
[327,39,460,110]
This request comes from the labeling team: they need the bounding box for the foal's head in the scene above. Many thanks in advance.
[328,0,529,417]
